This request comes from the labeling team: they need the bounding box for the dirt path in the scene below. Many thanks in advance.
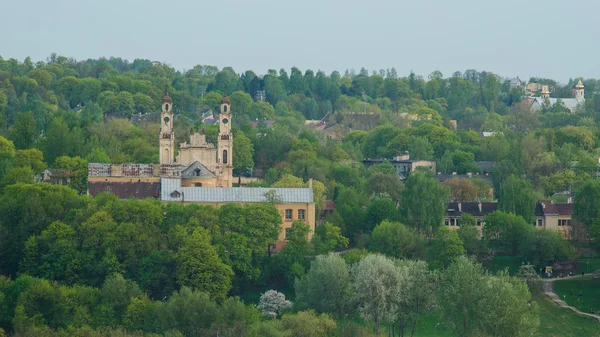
[541,275,600,322]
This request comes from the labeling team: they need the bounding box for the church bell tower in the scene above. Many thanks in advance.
[217,94,233,187]
[159,90,175,165]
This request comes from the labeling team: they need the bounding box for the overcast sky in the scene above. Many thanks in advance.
[2,0,598,83]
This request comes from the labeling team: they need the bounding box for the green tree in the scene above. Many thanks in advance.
[438,257,539,337]
[310,223,349,255]
[295,253,352,316]
[232,131,254,176]
[365,198,400,233]
[483,211,532,255]
[457,214,482,255]
[369,221,425,259]
[41,118,71,164]
[573,179,600,243]
[520,229,575,268]
[174,226,233,300]
[498,175,537,222]
[13,149,47,173]
[428,226,465,269]
[400,172,450,237]
[7,112,37,150]
[54,156,88,194]
[394,260,436,337]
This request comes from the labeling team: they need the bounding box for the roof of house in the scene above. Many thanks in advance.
[203,118,219,125]
[181,161,215,178]
[530,97,583,110]
[161,178,314,203]
[476,161,496,173]
[446,202,498,218]
[436,174,493,184]
[249,120,274,128]
[535,200,573,217]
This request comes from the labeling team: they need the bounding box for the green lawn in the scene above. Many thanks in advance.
[554,276,600,313]
[386,292,600,337]
[488,255,523,275]
[573,257,600,275]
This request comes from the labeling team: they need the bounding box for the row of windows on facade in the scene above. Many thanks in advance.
[285,209,305,221]
[536,219,571,227]
[445,218,483,227]
[445,218,572,228]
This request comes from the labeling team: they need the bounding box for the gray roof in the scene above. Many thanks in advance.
[530,97,583,110]
[181,162,215,178]
[161,178,314,203]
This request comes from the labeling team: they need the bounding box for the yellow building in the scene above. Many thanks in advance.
[535,200,573,239]
[88,92,315,251]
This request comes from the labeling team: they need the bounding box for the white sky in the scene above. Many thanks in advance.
[2,0,599,83]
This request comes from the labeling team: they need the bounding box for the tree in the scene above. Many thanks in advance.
[310,223,349,255]
[457,214,482,256]
[428,227,465,269]
[295,253,352,316]
[483,211,532,255]
[0,136,15,178]
[257,290,292,319]
[438,257,539,337]
[232,131,254,176]
[365,198,400,233]
[352,254,403,335]
[520,229,575,268]
[498,175,537,223]
[369,221,425,259]
[279,311,337,337]
[395,260,436,337]
[41,118,71,164]
[7,112,37,150]
[54,156,88,194]
[400,172,450,237]
[174,226,233,301]
[573,179,600,243]
[13,149,47,173]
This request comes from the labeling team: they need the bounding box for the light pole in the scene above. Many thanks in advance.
[434,322,440,337]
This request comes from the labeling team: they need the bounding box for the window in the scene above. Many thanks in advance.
[285,228,291,239]
[194,183,202,187]
[558,219,569,227]
[223,150,228,164]
[450,218,455,227]
[170,191,181,198]
[285,209,293,220]
[271,244,277,250]
[194,168,201,177]
[224,105,228,112]
[298,209,305,220]
[567,220,572,226]
[165,104,169,111]
[537,219,543,227]
[445,219,449,226]
[456,219,460,227]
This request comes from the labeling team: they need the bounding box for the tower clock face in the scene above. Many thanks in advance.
[164,117,170,124]
[222,118,229,125]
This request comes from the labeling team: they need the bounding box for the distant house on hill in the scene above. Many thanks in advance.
[363,152,436,180]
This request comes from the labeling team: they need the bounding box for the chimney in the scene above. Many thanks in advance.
[478,201,482,213]
[542,202,545,209]
[458,202,462,212]
[308,178,313,188]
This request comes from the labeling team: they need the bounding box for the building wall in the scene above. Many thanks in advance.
[177,147,218,171]
[411,161,436,173]
[180,177,218,187]
[88,181,160,199]
[536,215,572,239]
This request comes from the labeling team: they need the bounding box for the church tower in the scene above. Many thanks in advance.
[159,90,175,165]
[541,85,550,99]
[217,94,233,187]
[575,78,585,101]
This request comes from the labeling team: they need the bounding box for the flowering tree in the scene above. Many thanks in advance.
[258,290,292,319]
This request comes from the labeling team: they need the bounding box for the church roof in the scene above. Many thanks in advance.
[220,94,231,105]
[576,78,584,89]
[161,178,314,203]
[181,161,216,178]
[530,97,582,110]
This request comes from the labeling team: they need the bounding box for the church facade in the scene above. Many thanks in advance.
[88,92,315,251]
[524,78,585,113]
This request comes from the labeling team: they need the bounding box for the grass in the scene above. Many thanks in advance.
[554,276,600,313]
[573,257,600,275]
[533,291,600,337]
[488,255,523,275]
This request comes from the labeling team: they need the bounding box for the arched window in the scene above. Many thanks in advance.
[224,105,228,112]
[223,150,228,164]
[194,168,201,177]
[195,183,202,187]
[165,103,169,111]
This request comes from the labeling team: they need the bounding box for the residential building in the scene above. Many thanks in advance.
[362,152,436,180]
[535,200,573,239]
[444,202,498,235]
[88,92,315,252]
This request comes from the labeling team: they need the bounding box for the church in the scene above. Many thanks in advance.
[88,92,315,251]
[524,78,585,113]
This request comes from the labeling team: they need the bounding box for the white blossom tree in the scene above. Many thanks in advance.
[258,290,292,319]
